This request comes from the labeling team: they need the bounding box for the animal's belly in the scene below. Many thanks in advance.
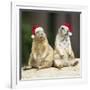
[36,50,43,55]
[36,47,45,55]
[59,42,69,49]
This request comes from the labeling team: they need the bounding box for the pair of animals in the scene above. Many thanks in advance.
[25,24,78,70]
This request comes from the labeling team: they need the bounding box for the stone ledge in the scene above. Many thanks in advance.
[21,58,80,80]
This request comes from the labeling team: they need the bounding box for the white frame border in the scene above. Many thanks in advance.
[11,1,88,88]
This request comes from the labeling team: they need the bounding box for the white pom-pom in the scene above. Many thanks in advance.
[31,35,35,39]
[69,32,72,36]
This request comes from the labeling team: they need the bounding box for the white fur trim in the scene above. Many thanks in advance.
[69,32,72,36]
[31,35,35,39]
[35,27,44,33]
[60,25,69,30]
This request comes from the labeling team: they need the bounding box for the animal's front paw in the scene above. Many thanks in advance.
[68,51,74,59]
[60,55,64,59]
[68,53,74,59]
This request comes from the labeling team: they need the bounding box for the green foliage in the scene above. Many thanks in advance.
[21,23,32,66]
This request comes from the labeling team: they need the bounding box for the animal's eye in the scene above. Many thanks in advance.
[61,27,64,30]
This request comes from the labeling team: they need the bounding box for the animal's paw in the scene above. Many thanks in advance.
[60,55,64,59]
[71,60,79,66]
[54,59,64,69]
[68,52,74,59]
[58,64,64,69]
[23,65,32,70]
[68,55,74,60]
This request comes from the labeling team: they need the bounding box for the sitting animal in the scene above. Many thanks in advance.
[27,25,53,69]
[54,23,78,69]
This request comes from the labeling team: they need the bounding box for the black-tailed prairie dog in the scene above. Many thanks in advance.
[54,23,78,69]
[27,25,53,69]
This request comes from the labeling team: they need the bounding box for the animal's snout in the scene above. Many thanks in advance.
[59,27,68,36]
[39,32,44,37]
[40,33,44,36]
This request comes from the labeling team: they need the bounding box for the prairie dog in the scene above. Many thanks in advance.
[28,26,53,69]
[54,24,78,68]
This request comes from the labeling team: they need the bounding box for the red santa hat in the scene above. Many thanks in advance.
[61,23,72,36]
[31,25,44,39]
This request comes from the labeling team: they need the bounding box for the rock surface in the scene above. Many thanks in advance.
[21,58,80,80]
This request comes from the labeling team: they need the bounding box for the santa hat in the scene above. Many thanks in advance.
[61,23,72,36]
[31,25,44,39]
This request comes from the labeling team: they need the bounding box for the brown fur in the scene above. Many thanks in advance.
[27,33,54,69]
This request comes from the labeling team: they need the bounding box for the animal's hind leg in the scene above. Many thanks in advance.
[23,54,32,70]
[38,52,53,69]
[69,59,79,66]
[28,54,32,68]
[53,50,64,68]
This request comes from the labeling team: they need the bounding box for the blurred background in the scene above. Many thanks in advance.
[20,9,81,67]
